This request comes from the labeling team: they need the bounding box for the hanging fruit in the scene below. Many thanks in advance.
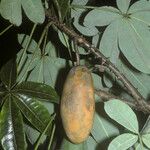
[60,65,95,143]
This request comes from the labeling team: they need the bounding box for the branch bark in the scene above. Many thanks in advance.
[45,10,150,113]
[95,90,148,113]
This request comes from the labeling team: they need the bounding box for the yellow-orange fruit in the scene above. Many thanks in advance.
[60,66,95,143]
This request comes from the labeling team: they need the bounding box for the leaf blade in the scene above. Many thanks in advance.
[118,19,150,73]
[0,0,22,26]
[15,81,59,103]
[14,94,52,133]
[104,99,139,134]
[0,59,17,89]
[129,0,150,13]
[21,0,45,23]
[91,111,119,143]
[0,95,26,150]
[108,133,138,150]
[84,6,121,27]
[100,20,120,64]
[116,0,131,13]
[142,134,150,148]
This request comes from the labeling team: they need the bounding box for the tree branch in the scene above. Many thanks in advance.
[45,10,150,113]
[95,90,148,113]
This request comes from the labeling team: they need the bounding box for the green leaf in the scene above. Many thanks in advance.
[45,42,58,57]
[104,99,139,134]
[18,34,40,53]
[91,110,119,143]
[117,59,150,99]
[14,94,52,133]
[85,136,97,150]
[16,49,36,82]
[108,133,138,150]
[118,19,150,73]
[73,14,98,36]
[0,96,26,150]
[84,6,121,27]
[25,124,46,145]
[71,0,88,5]
[129,0,150,13]
[58,31,87,54]
[15,81,59,103]
[57,0,70,20]
[0,0,22,26]
[92,73,103,90]
[131,11,150,26]
[141,116,150,134]
[100,20,120,64]
[142,134,150,148]
[103,57,150,99]
[71,3,98,36]
[18,35,71,87]
[28,56,71,88]
[0,59,17,89]
[25,102,54,144]
[60,138,85,150]
[116,0,131,13]
[17,34,41,82]
[21,0,45,23]
[60,136,98,150]
[135,143,149,150]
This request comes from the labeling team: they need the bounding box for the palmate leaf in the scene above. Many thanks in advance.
[108,133,138,150]
[17,34,71,88]
[21,0,45,23]
[0,59,17,90]
[0,0,22,26]
[27,56,71,88]
[14,94,52,133]
[81,0,150,73]
[0,95,26,150]
[14,81,59,103]
[104,99,139,134]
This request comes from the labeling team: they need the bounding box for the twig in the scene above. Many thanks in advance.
[95,90,148,113]
[73,39,80,66]
[45,10,150,113]
[0,24,13,36]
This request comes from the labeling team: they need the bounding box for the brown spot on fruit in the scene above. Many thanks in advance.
[60,66,95,143]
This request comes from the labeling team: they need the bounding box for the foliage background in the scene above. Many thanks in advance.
[1,0,150,150]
